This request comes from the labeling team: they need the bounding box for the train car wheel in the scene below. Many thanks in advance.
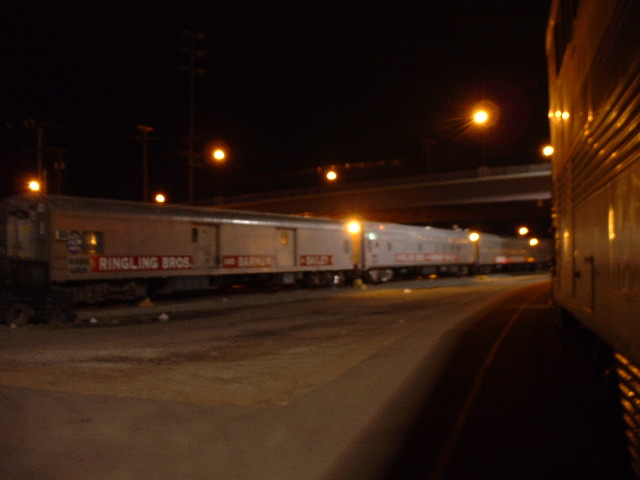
[6,302,34,326]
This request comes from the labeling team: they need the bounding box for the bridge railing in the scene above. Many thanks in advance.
[202,163,551,207]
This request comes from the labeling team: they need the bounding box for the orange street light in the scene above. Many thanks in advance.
[470,100,499,128]
[347,220,361,234]
[473,109,489,125]
[326,170,337,181]
[212,148,225,163]
[154,193,166,203]
[542,145,554,157]
[518,226,529,236]
[28,180,41,192]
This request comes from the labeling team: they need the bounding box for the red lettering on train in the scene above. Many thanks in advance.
[395,253,458,262]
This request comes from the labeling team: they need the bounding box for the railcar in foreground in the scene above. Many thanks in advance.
[0,194,359,305]
[547,0,640,473]
[0,193,550,323]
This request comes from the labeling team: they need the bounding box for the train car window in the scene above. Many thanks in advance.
[82,231,104,254]
[281,231,289,245]
[192,227,198,243]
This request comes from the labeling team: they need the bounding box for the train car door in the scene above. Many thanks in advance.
[191,224,219,269]
[6,209,39,259]
[573,197,603,314]
[277,228,296,268]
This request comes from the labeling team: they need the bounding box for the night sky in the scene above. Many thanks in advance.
[1,1,552,203]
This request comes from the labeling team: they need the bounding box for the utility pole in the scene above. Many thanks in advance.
[135,125,155,202]
[50,148,67,195]
[182,31,207,203]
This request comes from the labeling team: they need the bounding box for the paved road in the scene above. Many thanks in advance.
[0,274,631,479]
[381,282,632,480]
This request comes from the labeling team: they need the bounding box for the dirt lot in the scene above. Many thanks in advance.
[1,279,512,405]
[0,275,551,480]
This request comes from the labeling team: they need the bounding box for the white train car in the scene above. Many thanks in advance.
[360,222,474,282]
[474,234,551,274]
[1,194,358,303]
[547,0,640,472]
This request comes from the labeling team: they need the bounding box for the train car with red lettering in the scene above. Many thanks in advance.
[547,0,640,472]
[359,222,550,282]
[0,194,358,306]
[359,222,474,282]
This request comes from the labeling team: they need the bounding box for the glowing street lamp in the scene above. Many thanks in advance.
[472,109,489,125]
[326,170,338,181]
[347,220,361,234]
[28,180,41,192]
[211,148,225,163]
[529,238,539,247]
[542,145,554,157]
[518,226,529,236]
[154,193,166,203]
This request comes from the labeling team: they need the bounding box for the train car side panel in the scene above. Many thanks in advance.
[547,0,640,363]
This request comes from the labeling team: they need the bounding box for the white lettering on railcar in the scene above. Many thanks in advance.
[300,255,333,266]
[221,255,274,269]
[67,256,90,274]
[90,255,192,272]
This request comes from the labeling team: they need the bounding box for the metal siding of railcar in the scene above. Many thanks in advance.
[36,194,345,229]
[295,224,354,272]
[547,0,640,365]
[361,222,470,269]
[49,206,209,282]
[476,233,503,265]
[218,220,353,275]
[33,194,349,280]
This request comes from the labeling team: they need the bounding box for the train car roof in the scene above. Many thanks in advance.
[2,194,347,229]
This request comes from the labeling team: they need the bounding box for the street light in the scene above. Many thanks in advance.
[473,110,489,125]
[471,100,498,128]
[212,148,225,163]
[326,170,337,181]
[27,180,41,192]
[518,226,529,236]
[154,193,166,203]
[542,145,554,157]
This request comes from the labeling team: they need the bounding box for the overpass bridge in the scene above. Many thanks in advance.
[199,163,552,236]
